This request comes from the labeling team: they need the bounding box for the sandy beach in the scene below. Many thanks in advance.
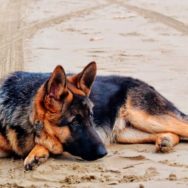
[0,0,188,187]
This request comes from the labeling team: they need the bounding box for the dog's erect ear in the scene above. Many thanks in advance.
[47,65,67,100]
[44,65,68,112]
[69,62,97,96]
[78,61,97,95]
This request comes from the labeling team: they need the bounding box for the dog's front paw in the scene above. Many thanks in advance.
[24,155,48,171]
[24,145,49,171]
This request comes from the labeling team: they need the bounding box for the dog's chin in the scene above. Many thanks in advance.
[81,152,107,161]
[66,152,101,161]
[81,156,99,161]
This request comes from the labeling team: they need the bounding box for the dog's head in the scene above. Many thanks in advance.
[32,62,107,161]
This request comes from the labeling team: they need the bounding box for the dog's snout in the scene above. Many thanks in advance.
[96,145,107,159]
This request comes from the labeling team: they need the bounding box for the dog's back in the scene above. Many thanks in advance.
[90,75,188,144]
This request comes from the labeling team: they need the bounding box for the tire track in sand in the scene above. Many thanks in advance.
[109,0,188,35]
[0,0,24,79]
[0,2,110,78]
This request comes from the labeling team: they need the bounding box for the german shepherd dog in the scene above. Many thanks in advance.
[0,62,188,170]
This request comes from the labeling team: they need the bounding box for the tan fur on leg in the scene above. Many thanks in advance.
[120,98,188,137]
[35,131,63,155]
[114,127,156,144]
[0,134,11,157]
[24,144,49,170]
[0,134,11,151]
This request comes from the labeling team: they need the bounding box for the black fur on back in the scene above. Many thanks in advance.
[90,75,186,131]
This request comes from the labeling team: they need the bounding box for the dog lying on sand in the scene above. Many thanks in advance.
[0,62,187,170]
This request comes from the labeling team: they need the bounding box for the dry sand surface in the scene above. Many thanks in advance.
[0,0,188,187]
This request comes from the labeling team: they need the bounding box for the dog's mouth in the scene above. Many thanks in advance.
[63,141,107,161]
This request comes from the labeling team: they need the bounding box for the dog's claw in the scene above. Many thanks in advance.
[24,164,33,171]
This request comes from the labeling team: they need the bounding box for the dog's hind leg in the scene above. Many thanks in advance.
[24,144,49,171]
[113,117,156,143]
[113,126,156,144]
[113,126,179,152]
[155,133,179,153]
[122,96,188,138]
[127,108,188,137]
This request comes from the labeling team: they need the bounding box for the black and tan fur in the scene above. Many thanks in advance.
[0,63,107,170]
[0,62,188,170]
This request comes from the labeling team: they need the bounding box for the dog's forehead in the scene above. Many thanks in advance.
[73,94,93,110]
[82,97,94,110]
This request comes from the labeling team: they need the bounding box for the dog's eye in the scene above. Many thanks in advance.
[60,116,75,126]
[72,109,78,116]
[72,120,80,127]
[89,111,93,118]
[60,118,70,126]
[76,114,82,121]
[70,114,81,125]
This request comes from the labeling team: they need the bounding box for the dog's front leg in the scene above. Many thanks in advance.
[33,120,63,155]
[24,131,63,170]
[24,144,49,170]
[35,130,63,155]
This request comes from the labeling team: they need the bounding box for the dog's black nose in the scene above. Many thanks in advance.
[96,145,107,158]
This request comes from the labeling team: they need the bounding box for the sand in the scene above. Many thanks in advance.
[0,0,188,187]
